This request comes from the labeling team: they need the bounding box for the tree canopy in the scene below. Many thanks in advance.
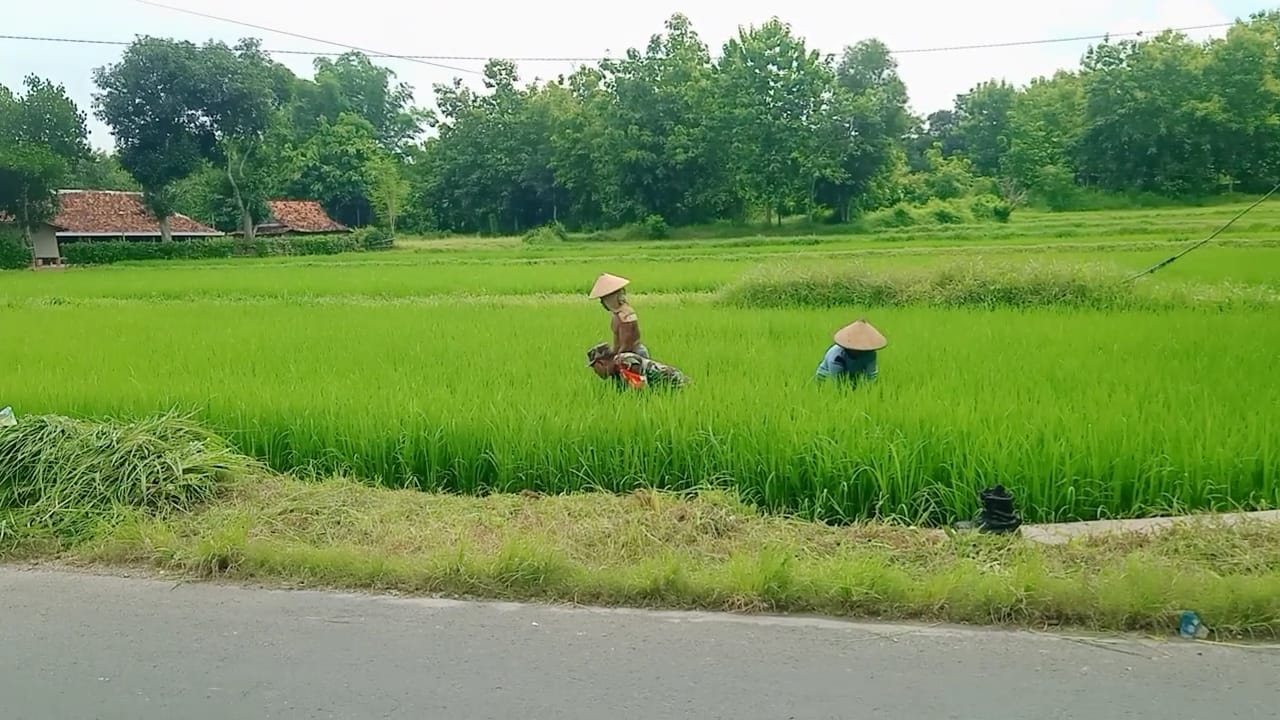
[7,11,1280,240]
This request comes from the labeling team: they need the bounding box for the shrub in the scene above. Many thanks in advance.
[522,222,569,245]
[641,214,670,240]
[61,239,237,265]
[924,198,970,225]
[352,227,394,251]
[0,231,28,270]
[970,194,1014,223]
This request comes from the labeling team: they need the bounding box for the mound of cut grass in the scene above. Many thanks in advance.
[0,412,253,547]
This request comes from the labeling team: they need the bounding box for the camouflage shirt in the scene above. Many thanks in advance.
[614,352,689,390]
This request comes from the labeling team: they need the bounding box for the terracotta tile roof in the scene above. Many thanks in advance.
[263,200,349,233]
[50,190,219,236]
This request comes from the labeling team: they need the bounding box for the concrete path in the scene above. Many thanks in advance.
[0,568,1275,720]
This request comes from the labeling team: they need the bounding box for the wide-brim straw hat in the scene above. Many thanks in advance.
[589,273,630,299]
[834,319,887,351]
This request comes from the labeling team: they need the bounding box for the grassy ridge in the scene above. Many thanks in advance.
[87,473,1280,637]
[2,245,1278,302]
[2,299,1276,524]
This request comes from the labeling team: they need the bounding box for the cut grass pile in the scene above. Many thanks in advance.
[88,472,1280,638]
[2,300,1276,525]
[0,413,249,547]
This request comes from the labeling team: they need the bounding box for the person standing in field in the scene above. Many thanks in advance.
[586,343,688,390]
[588,273,649,359]
[815,319,886,386]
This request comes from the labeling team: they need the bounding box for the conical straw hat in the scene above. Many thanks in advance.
[589,273,630,299]
[833,319,887,351]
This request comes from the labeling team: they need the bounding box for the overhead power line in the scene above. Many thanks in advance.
[0,18,1240,67]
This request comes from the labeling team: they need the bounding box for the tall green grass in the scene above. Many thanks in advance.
[1,300,1275,525]
[720,258,1279,311]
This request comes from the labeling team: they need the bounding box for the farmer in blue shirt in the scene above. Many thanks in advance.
[815,319,885,386]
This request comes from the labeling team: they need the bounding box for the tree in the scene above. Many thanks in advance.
[598,14,730,225]
[66,150,140,191]
[1000,71,1085,193]
[367,152,409,234]
[290,112,382,227]
[296,52,426,154]
[0,75,89,254]
[713,18,833,225]
[814,39,912,220]
[199,40,289,241]
[951,80,1018,176]
[93,38,214,242]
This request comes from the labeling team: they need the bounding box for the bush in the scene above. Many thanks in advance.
[641,214,670,240]
[61,233,378,266]
[865,203,922,230]
[522,222,569,245]
[924,198,970,225]
[0,231,28,270]
[62,239,237,265]
[352,227,394,251]
[970,194,1014,223]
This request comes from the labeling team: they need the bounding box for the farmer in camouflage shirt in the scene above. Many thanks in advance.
[586,343,688,390]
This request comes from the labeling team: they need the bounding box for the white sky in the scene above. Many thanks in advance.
[1,0,1267,149]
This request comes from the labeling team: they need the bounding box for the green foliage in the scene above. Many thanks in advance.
[58,233,374,265]
[0,75,90,234]
[641,214,671,239]
[0,412,248,544]
[522,222,569,245]
[79,11,1280,242]
[351,226,394,251]
[61,239,238,265]
[0,229,29,270]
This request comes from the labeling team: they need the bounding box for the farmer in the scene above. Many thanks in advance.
[815,319,885,386]
[586,343,688,391]
[588,273,648,359]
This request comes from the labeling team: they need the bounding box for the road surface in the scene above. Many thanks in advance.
[0,567,1275,719]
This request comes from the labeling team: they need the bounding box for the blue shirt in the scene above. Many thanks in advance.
[815,345,878,385]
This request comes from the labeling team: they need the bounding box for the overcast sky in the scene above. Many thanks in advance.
[1,0,1268,149]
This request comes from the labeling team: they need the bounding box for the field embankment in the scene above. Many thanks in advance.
[3,413,1278,638]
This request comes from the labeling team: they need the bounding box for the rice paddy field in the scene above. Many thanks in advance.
[2,203,1278,526]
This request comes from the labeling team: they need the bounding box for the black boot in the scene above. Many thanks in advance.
[977,485,1021,534]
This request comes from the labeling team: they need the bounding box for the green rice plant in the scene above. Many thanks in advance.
[0,412,252,545]
[1,300,1275,526]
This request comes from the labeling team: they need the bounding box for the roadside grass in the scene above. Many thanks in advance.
[76,472,1280,639]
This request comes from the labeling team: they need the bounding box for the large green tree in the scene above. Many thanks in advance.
[0,75,89,252]
[713,18,833,225]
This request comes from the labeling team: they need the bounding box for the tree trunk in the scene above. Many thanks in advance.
[241,208,255,243]
[20,188,35,267]
[226,151,253,249]
[159,215,172,243]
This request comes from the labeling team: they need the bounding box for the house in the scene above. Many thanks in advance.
[24,190,222,266]
[252,200,350,236]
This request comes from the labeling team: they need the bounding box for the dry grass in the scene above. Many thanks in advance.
[77,474,1280,638]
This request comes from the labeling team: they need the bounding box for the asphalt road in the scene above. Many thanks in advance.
[0,568,1276,720]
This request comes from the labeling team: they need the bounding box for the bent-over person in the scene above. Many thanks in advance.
[815,319,885,387]
[586,343,688,390]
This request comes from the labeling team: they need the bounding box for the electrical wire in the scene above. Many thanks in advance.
[0,18,1241,65]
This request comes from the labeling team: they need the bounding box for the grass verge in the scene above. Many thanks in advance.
[78,474,1280,639]
[3,413,1276,638]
